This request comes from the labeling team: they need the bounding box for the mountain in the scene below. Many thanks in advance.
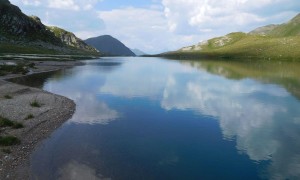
[161,13,300,60]
[131,48,147,56]
[85,35,135,56]
[0,0,98,55]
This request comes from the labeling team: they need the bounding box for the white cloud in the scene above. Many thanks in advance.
[22,0,41,6]
[161,0,268,34]
[96,7,203,53]
[8,0,300,53]
[47,0,102,11]
[48,0,80,11]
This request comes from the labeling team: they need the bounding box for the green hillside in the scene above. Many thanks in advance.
[162,13,300,60]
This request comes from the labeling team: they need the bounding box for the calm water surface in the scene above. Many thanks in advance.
[22,57,300,179]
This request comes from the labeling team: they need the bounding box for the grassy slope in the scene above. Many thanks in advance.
[0,43,60,54]
[163,14,300,60]
[165,35,300,60]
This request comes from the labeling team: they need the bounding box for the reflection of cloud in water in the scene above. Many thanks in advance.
[44,59,300,179]
[58,161,111,180]
[161,74,300,179]
[70,94,119,125]
[100,59,195,98]
[158,152,179,166]
[43,68,119,125]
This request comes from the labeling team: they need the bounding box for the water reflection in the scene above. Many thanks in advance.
[42,63,120,125]
[166,60,300,179]
[58,161,111,180]
[96,58,300,179]
[181,60,300,99]
[27,58,300,179]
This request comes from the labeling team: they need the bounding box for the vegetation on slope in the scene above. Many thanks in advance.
[162,13,300,60]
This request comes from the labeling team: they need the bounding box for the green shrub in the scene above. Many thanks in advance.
[4,95,12,99]
[0,136,21,146]
[1,148,11,154]
[0,116,24,129]
[0,116,14,127]
[12,122,24,129]
[25,114,34,120]
[30,100,41,107]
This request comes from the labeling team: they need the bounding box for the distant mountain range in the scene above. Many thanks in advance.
[85,35,135,56]
[161,13,300,60]
[131,48,147,56]
[0,0,98,55]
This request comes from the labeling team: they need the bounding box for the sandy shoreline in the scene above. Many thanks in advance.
[0,60,80,179]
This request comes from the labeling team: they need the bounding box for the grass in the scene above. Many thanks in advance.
[30,100,41,107]
[0,116,14,127]
[1,148,11,154]
[0,43,58,54]
[12,122,24,129]
[4,95,12,99]
[163,35,300,60]
[25,114,34,120]
[162,14,300,60]
[0,136,21,146]
[0,63,29,75]
[0,116,24,129]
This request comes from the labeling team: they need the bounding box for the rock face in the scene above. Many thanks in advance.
[85,35,135,56]
[0,0,98,54]
[47,26,98,52]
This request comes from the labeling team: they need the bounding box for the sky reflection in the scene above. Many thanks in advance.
[36,58,300,179]
[93,58,300,179]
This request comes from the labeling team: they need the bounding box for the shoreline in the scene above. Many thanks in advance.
[0,60,81,179]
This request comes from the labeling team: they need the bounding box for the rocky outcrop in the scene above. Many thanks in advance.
[47,26,98,52]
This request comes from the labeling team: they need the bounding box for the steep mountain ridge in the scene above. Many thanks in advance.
[85,35,135,56]
[0,0,98,54]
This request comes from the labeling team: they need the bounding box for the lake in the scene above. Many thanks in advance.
[16,57,300,179]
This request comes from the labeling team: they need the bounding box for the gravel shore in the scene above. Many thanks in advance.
[0,61,79,179]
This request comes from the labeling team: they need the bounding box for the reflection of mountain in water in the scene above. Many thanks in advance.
[98,59,300,179]
[163,60,300,179]
[85,60,124,73]
[180,60,300,100]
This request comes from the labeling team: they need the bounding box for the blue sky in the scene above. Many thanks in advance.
[9,0,300,54]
